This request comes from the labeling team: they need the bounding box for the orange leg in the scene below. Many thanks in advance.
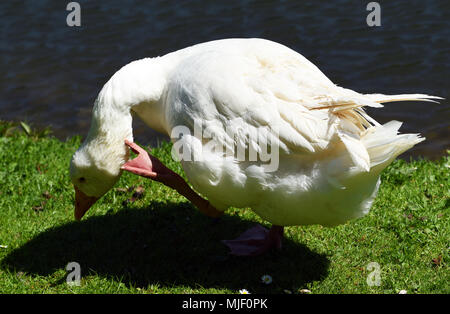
[122,140,283,256]
[222,225,284,256]
[121,140,222,218]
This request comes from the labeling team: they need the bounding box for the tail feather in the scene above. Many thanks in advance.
[314,90,441,171]
[312,92,443,112]
[362,121,425,170]
[364,93,443,104]
[353,93,439,169]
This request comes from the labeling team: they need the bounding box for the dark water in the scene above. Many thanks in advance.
[0,0,448,159]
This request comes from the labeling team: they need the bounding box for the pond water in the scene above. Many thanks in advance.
[0,0,448,159]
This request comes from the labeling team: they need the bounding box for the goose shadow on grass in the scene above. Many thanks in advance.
[2,201,330,292]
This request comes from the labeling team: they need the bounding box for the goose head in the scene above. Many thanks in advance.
[70,135,129,220]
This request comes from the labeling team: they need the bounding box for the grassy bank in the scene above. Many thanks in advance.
[0,122,448,294]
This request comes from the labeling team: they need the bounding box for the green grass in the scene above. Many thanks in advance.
[0,121,448,294]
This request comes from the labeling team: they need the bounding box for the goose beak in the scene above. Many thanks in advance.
[74,186,99,220]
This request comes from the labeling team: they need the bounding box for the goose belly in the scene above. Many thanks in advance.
[252,173,381,227]
[181,154,382,227]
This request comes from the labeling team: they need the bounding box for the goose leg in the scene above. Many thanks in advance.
[121,140,222,218]
[222,225,284,256]
[121,140,283,256]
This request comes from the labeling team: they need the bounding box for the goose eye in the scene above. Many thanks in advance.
[78,177,86,183]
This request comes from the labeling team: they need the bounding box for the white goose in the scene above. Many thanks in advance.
[70,38,440,256]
